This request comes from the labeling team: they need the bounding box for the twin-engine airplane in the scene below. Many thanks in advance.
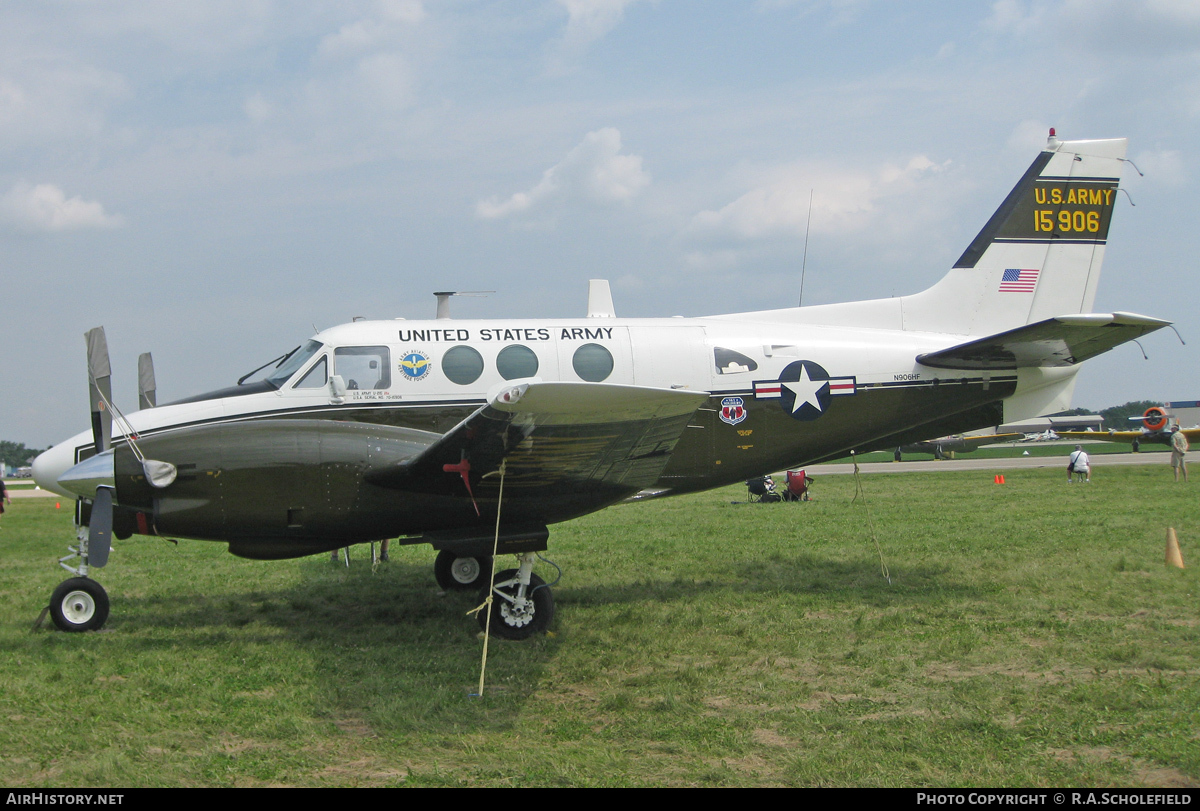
[35,131,1170,638]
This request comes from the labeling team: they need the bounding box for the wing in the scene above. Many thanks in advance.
[1058,430,1144,445]
[916,312,1170,370]
[365,381,708,521]
[956,432,1024,451]
[1058,428,1200,447]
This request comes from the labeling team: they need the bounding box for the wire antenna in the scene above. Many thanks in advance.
[799,189,813,307]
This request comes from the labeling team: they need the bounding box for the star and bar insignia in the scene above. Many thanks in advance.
[753,360,856,421]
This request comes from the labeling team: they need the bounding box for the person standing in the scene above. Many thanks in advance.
[1171,426,1189,482]
[1068,445,1090,483]
[0,477,9,527]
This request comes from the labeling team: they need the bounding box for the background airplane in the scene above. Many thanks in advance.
[893,432,1023,461]
[1059,406,1200,451]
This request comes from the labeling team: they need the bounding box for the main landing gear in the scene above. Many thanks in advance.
[433,549,557,639]
[434,549,493,591]
[476,552,555,640]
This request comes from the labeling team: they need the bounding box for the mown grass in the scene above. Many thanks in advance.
[1,465,1197,787]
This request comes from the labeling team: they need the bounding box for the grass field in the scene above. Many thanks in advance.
[1,464,1197,787]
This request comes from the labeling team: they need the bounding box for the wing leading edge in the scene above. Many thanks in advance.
[916,312,1170,371]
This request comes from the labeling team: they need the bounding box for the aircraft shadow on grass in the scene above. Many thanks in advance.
[102,549,966,642]
[63,547,978,730]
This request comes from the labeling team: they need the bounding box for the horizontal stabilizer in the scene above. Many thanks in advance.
[916,312,1170,370]
[366,382,707,495]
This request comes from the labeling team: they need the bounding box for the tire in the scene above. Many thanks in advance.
[50,578,110,632]
[476,569,554,640]
[434,550,492,591]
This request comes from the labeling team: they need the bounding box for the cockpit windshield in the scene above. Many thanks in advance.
[264,340,324,388]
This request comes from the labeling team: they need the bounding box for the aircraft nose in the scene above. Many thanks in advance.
[32,441,78,498]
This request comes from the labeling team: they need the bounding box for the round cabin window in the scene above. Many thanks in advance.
[572,343,613,382]
[442,345,484,385]
[496,345,540,380]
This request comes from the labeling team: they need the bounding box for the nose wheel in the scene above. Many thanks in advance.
[49,578,110,632]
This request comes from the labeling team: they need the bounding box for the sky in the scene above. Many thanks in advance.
[2,0,1199,448]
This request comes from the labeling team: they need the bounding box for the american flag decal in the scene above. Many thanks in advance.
[999,268,1039,293]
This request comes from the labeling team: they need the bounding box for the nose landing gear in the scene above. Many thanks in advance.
[45,518,111,633]
[50,577,110,632]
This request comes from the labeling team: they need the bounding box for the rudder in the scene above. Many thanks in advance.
[904,133,1127,336]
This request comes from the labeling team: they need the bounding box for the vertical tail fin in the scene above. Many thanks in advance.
[904,133,1127,336]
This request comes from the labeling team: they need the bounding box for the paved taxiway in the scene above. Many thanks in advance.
[5,481,57,499]
[812,450,1171,476]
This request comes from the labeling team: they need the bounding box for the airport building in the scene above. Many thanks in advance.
[1166,400,1200,429]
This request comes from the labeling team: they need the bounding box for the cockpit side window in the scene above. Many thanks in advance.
[266,340,324,388]
[714,347,759,374]
[294,356,328,389]
[334,346,392,390]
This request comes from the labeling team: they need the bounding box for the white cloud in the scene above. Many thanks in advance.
[754,0,872,26]
[318,1,425,60]
[243,92,272,123]
[1132,148,1186,185]
[984,0,1043,36]
[319,20,383,59]
[379,0,426,25]
[355,52,416,109]
[683,249,740,271]
[0,183,124,232]
[305,3,426,120]
[559,0,638,43]
[986,0,1200,55]
[0,77,25,120]
[1007,119,1053,153]
[0,64,129,148]
[477,128,650,219]
[689,155,947,241]
[548,0,645,73]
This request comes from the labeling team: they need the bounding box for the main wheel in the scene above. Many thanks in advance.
[49,578,110,632]
[477,569,554,640]
[434,550,492,591]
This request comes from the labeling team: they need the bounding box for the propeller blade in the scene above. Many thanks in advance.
[138,352,156,409]
[85,327,113,454]
[88,486,114,569]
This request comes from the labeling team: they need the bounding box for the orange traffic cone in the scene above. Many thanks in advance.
[1166,527,1185,569]
[993,474,1005,484]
